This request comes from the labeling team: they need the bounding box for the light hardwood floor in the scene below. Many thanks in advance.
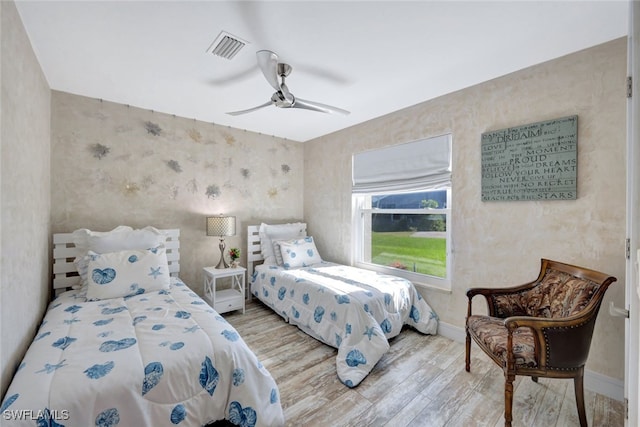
[225,301,625,427]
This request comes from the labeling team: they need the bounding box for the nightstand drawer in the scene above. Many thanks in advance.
[213,289,243,313]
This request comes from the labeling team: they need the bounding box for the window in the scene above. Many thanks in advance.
[352,135,452,289]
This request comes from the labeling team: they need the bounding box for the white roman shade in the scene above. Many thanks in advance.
[352,134,452,193]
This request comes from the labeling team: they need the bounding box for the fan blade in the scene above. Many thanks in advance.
[226,101,272,116]
[280,82,294,103]
[293,98,350,115]
[256,50,281,92]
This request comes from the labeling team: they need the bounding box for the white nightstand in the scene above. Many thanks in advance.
[203,266,246,314]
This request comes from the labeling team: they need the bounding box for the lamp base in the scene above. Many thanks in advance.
[215,238,229,269]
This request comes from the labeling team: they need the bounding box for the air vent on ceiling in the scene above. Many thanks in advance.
[207,31,249,60]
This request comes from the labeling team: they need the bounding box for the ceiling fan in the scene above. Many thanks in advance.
[226,50,350,116]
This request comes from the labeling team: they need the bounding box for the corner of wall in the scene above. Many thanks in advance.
[1,0,52,398]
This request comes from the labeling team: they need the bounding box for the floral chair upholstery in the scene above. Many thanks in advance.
[465,259,616,427]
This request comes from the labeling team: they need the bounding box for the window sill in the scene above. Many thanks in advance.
[353,261,452,293]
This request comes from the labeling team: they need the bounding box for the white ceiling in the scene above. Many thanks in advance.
[15,1,628,142]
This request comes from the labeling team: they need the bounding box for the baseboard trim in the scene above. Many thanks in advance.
[437,320,466,342]
[583,369,625,401]
[437,321,624,402]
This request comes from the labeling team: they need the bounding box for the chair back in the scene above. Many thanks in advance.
[492,259,616,321]
[525,259,616,370]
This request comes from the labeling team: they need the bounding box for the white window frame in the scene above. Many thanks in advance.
[352,188,452,291]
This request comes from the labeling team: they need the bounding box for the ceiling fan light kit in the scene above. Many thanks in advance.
[227,50,350,116]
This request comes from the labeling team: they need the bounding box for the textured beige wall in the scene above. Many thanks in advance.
[1,0,51,397]
[304,38,627,380]
[51,92,304,295]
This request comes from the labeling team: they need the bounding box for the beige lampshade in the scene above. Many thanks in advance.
[206,216,236,237]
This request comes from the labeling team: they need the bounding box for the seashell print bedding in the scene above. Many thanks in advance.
[1,278,284,427]
[251,262,439,387]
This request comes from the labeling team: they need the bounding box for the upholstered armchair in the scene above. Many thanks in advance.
[465,259,617,427]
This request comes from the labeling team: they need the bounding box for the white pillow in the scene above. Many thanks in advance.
[72,226,166,288]
[279,236,322,269]
[259,222,306,264]
[72,225,131,254]
[73,226,164,254]
[85,247,170,301]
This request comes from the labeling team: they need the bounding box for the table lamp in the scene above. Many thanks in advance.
[206,215,236,269]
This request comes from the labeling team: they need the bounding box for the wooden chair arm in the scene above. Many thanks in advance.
[466,288,494,317]
[504,315,563,331]
[503,303,598,330]
[466,287,494,299]
[466,281,538,299]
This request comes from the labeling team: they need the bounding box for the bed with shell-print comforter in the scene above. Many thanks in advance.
[1,278,284,427]
[251,262,439,388]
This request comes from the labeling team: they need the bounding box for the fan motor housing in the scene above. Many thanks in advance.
[277,63,292,77]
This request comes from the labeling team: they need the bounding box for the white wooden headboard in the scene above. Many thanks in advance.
[246,224,309,277]
[52,229,181,294]
[247,225,263,280]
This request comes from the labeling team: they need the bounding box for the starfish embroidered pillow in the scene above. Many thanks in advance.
[86,246,170,301]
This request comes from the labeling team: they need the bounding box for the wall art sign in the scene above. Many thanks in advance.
[481,115,577,201]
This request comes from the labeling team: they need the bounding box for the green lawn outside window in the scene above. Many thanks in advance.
[370,231,446,278]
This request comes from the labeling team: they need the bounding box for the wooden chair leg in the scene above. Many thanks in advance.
[504,373,515,427]
[574,374,587,427]
[465,331,471,372]
[531,376,538,383]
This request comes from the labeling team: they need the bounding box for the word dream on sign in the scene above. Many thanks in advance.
[481,116,577,202]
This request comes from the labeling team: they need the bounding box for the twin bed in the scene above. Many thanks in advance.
[1,227,284,427]
[247,223,439,387]
[2,223,439,426]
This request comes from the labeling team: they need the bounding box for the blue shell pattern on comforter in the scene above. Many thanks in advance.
[251,262,438,387]
[1,278,284,427]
